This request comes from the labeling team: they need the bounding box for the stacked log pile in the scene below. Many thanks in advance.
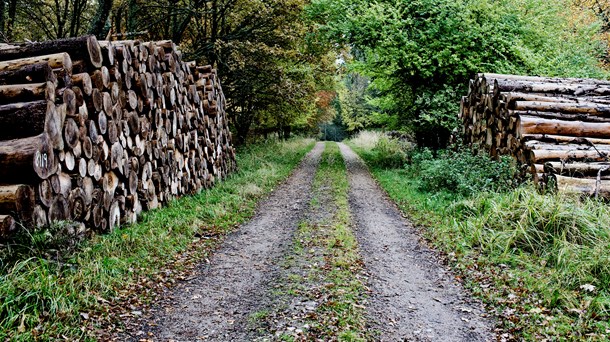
[0,35,236,237]
[460,73,610,198]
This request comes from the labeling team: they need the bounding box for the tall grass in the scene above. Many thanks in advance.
[0,138,315,341]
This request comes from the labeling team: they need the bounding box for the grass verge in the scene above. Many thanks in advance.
[0,138,315,341]
[350,140,610,341]
[254,142,368,341]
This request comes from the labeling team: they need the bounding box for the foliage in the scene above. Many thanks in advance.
[410,149,517,197]
[0,0,337,143]
[308,0,610,148]
[0,138,315,341]
[334,72,380,132]
[351,140,610,340]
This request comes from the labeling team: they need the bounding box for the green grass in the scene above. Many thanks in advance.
[0,138,315,341]
[306,142,367,341]
[349,140,610,341]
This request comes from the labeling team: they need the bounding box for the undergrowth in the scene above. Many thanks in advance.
[349,132,610,340]
[0,138,315,341]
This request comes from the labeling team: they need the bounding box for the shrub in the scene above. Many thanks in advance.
[410,149,516,197]
[370,135,413,168]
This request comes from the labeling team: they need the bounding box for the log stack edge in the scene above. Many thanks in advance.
[460,72,610,198]
[0,35,236,238]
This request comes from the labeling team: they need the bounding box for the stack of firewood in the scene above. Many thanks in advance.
[0,35,236,237]
[460,73,610,198]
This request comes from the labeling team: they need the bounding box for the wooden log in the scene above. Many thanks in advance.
[0,62,56,85]
[0,133,57,182]
[514,101,610,116]
[521,134,610,145]
[552,174,610,198]
[0,100,48,139]
[48,194,69,222]
[0,52,72,73]
[71,73,93,95]
[45,103,65,150]
[0,35,102,69]
[31,205,47,228]
[0,81,55,104]
[480,73,610,86]
[544,161,610,177]
[528,148,610,163]
[108,200,120,231]
[0,214,16,237]
[69,188,87,221]
[496,80,610,96]
[519,116,610,138]
[64,118,79,149]
[511,110,610,123]
[0,184,34,221]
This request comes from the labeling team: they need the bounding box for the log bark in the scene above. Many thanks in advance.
[0,81,55,104]
[0,62,56,85]
[0,100,48,139]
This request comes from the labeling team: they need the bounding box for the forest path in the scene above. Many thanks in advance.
[120,142,495,341]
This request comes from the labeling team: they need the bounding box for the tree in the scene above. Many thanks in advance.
[307,0,609,148]
[88,0,113,38]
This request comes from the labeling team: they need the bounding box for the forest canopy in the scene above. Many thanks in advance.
[0,0,609,145]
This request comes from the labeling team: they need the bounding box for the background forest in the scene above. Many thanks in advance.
[1,0,610,146]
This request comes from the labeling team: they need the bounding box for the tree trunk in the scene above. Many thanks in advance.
[89,0,113,39]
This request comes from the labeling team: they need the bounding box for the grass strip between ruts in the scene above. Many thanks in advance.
[253,142,368,341]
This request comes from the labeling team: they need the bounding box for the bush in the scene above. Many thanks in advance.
[371,136,412,168]
[410,149,516,197]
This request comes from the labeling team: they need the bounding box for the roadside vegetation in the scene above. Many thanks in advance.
[349,131,610,340]
[0,138,315,341]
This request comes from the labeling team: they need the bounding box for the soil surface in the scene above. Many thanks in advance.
[127,142,325,341]
[338,142,495,341]
[123,142,496,341]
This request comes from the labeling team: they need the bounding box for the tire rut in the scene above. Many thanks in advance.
[127,142,325,341]
[338,143,495,342]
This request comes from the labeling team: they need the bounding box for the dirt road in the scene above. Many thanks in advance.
[124,142,494,341]
[339,143,494,341]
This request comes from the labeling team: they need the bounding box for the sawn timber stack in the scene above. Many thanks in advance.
[460,73,610,198]
[0,35,236,238]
